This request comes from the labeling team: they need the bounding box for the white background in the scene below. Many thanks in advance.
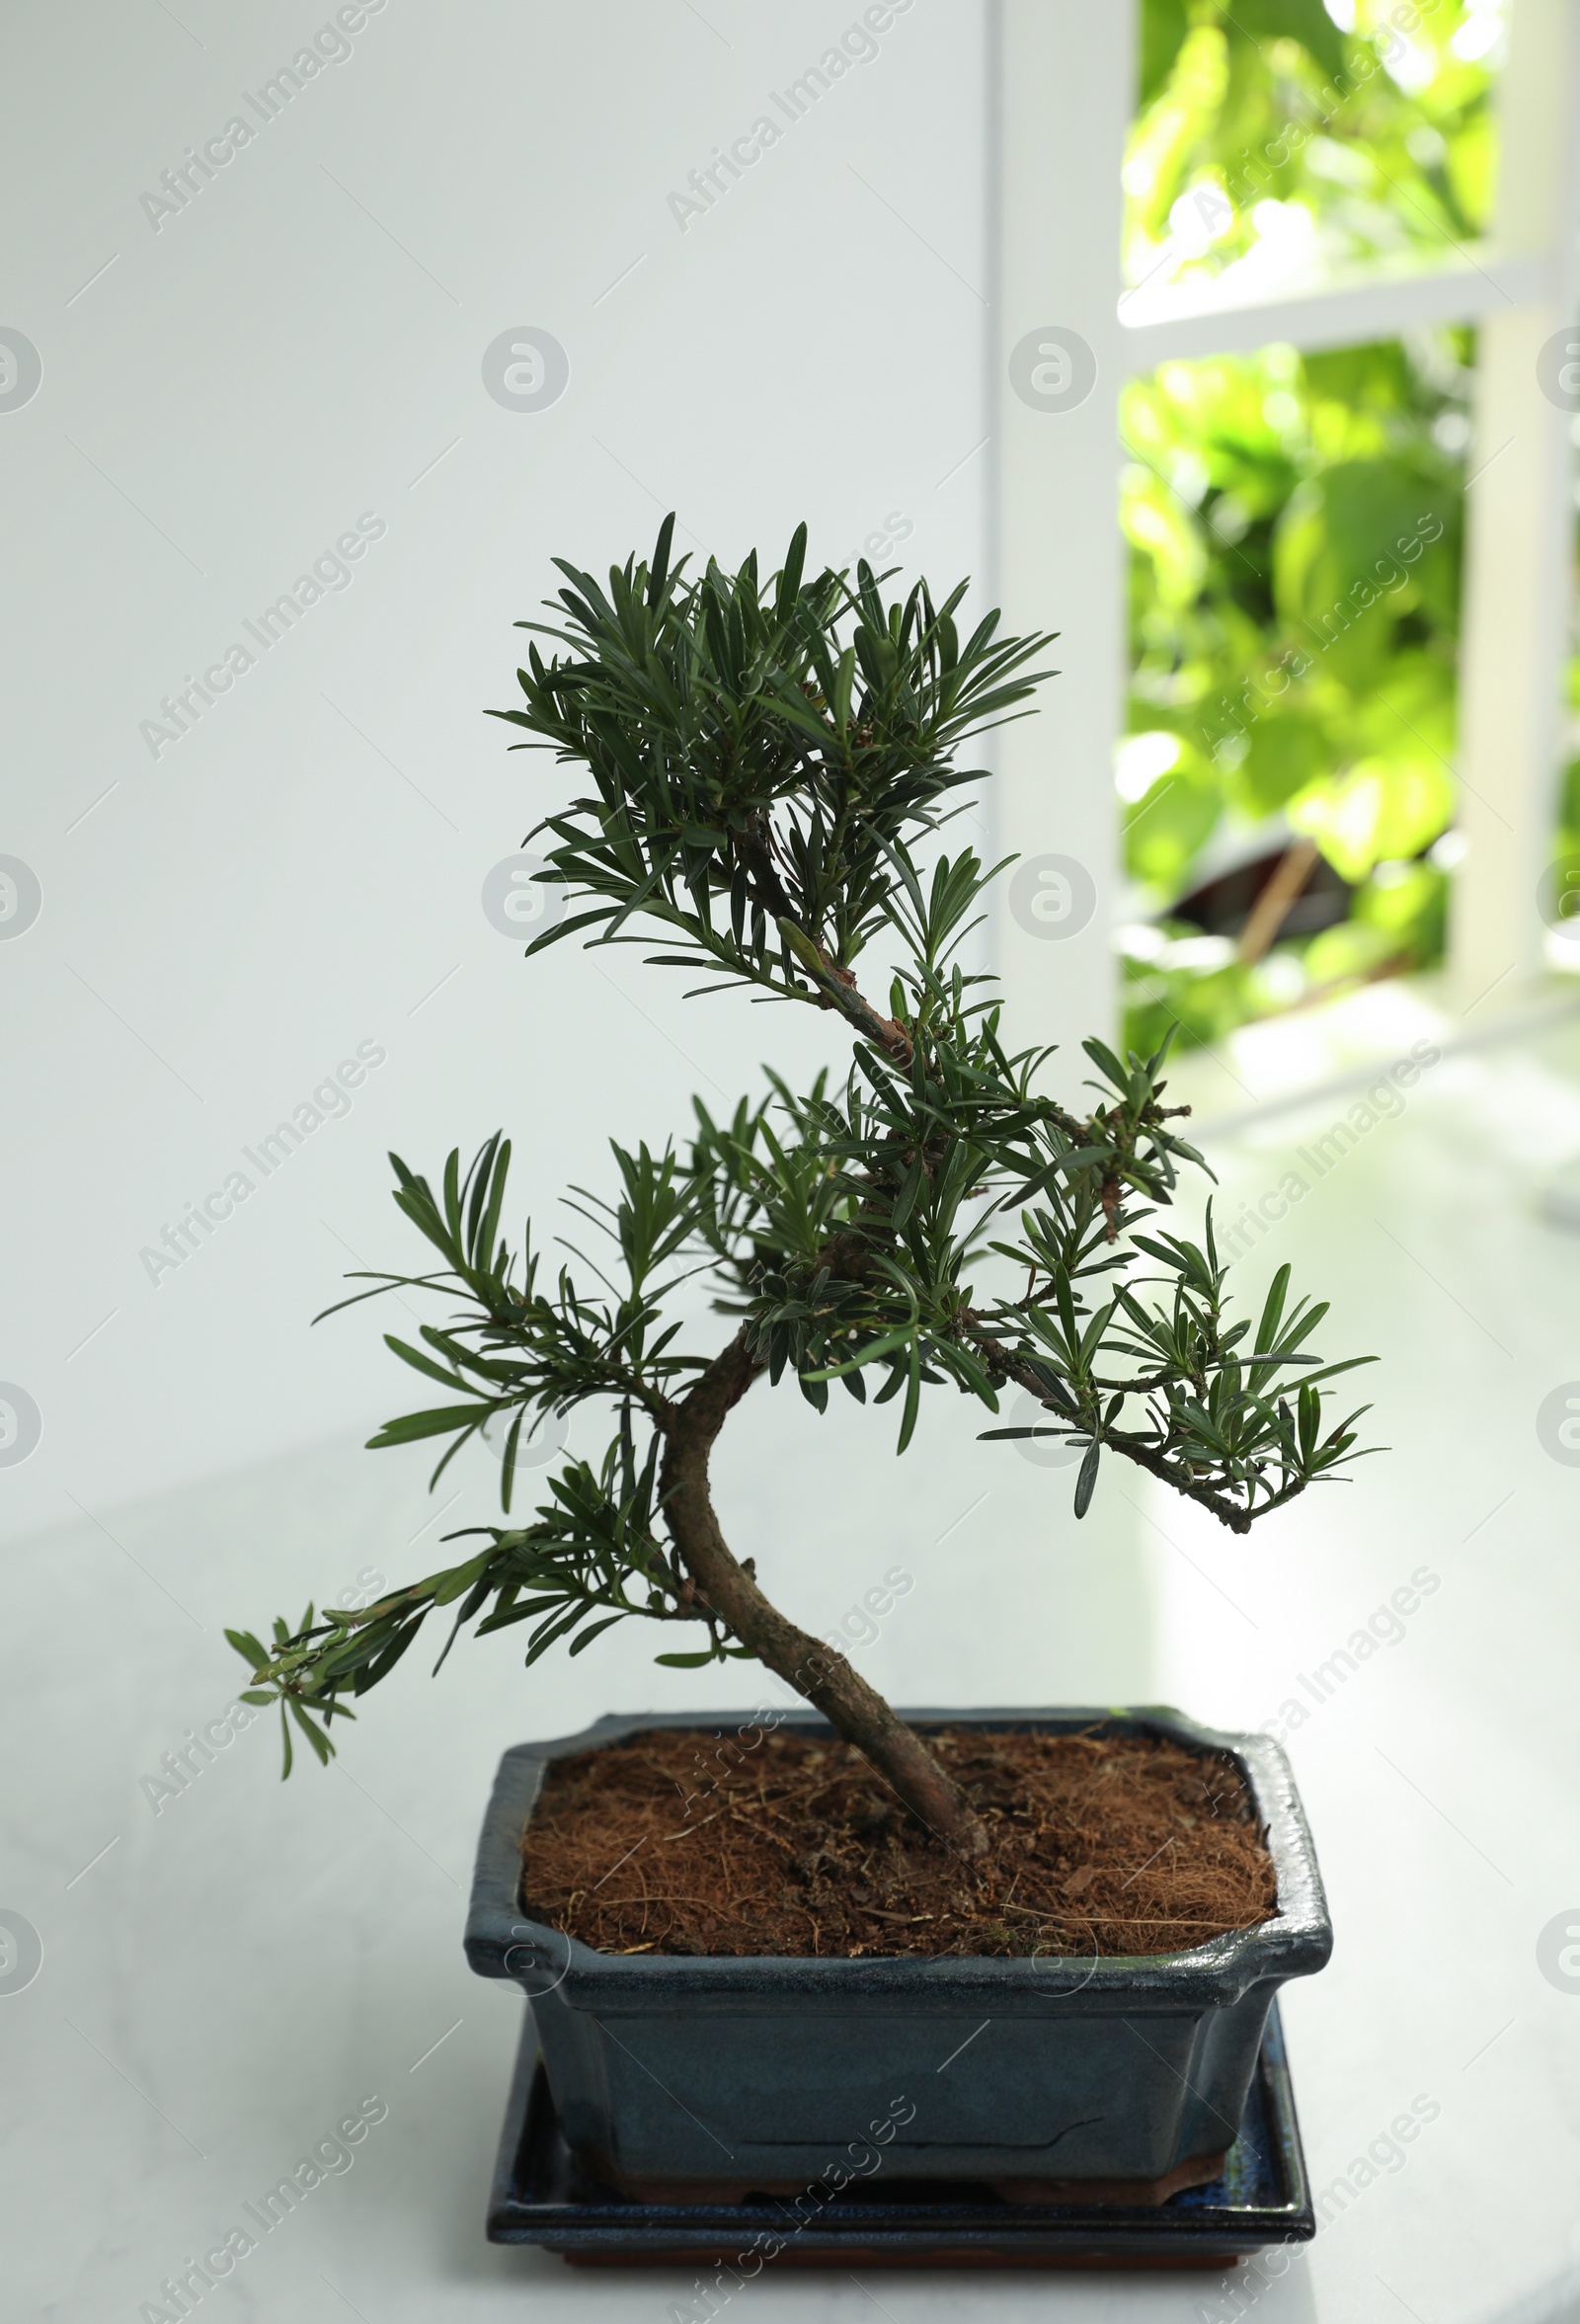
[0,0,992,1542]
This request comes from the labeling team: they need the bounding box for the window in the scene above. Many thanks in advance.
[1119,332,1469,1055]
[992,0,1578,1074]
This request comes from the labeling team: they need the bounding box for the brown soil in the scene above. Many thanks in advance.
[519,1725,1277,1960]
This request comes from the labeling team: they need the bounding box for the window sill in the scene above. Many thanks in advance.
[1151,965,1580,1141]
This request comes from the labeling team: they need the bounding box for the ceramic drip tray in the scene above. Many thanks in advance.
[486,2000,1315,2269]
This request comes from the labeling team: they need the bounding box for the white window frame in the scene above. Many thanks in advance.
[991,0,1580,1062]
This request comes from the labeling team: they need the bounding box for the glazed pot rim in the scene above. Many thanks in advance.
[464,1705,1332,2007]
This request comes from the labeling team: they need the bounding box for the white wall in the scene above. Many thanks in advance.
[0,0,992,1542]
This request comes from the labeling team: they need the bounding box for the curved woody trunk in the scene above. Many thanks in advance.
[659,1328,990,1861]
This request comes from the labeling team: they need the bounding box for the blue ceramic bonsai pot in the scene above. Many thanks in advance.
[464,1707,1331,2204]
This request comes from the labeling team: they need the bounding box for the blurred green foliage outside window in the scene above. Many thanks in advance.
[1118,0,1503,1052]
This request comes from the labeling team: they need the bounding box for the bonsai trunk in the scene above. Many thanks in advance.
[660,1327,990,1860]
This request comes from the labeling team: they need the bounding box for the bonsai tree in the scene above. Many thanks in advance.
[230,521,1370,1861]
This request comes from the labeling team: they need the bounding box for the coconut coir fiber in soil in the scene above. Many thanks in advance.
[520,1726,1277,1959]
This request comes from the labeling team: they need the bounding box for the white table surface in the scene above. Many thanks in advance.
[9,992,1580,2323]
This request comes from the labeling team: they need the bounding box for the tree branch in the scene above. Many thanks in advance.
[957,1315,1262,1533]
